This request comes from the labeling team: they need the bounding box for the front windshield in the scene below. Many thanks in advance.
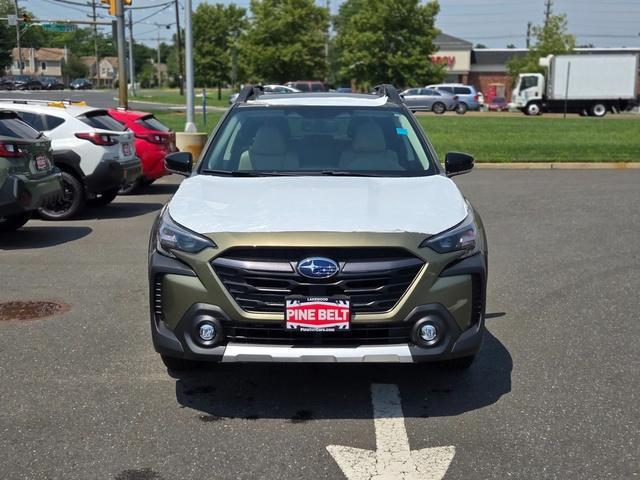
[200,106,435,176]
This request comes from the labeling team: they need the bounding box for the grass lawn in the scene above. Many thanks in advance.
[417,115,640,162]
[155,111,224,133]
[131,88,232,108]
[154,110,640,162]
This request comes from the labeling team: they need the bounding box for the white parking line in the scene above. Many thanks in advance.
[327,384,455,480]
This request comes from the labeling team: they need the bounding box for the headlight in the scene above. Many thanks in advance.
[420,207,479,258]
[156,207,216,257]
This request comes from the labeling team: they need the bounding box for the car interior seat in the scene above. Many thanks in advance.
[339,120,402,171]
[239,124,299,171]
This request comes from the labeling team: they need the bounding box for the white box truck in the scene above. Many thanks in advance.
[511,54,639,117]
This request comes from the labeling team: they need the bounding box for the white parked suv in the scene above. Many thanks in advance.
[0,100,142,219]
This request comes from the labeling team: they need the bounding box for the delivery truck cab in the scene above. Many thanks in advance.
[512,54,639,117]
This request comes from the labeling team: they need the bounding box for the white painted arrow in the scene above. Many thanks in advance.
[326,384,455,480]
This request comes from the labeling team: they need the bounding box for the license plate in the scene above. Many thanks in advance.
[35,154,49,171]
[122,143,131,156]
[285,296,350,332]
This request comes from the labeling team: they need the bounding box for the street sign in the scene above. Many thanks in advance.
[7,14,17,26]
[41,23,77,32]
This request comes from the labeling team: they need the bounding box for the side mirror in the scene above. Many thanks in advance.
[165,151,193,176]
[445,152,474,177]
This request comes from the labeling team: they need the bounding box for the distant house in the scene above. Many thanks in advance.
[81,56,119,88]
[9,48,66,79]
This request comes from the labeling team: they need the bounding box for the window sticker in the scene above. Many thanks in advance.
[396,127,408,136]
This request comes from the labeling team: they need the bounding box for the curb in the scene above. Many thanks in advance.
[475,162,640,170]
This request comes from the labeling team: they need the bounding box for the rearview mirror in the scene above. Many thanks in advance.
[445,152,474,177]
[165,151,193,176]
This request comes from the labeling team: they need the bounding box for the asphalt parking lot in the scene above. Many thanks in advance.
[0,90,165,110]
[1,170,639,480]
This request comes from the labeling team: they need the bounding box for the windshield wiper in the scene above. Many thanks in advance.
[320,170,385,177]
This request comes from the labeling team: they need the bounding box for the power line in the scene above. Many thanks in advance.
[134,2,173,24]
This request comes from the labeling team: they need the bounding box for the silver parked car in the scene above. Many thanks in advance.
[400,88,458,114]
[229,84,301,105]
[427,83,481,114]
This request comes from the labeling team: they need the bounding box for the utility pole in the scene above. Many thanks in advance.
[115,0,128,108]
[184,0,196,132]
[90,0,100,88]
[526,21,532,49]
[544,0,553,25]
[128,9,135,96]
[13,0,23,74]
[174,0,184,95]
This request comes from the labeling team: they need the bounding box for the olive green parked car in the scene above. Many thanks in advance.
[0,111,62,232]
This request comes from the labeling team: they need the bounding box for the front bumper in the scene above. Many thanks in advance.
[84,158,142,193]
[148,230,488,364]
[0,170,63,216]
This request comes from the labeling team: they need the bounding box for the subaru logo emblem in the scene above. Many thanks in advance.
[297,257,339,279]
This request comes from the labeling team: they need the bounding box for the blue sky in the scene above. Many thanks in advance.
[24,0,640,49]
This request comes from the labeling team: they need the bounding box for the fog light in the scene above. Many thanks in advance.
[198,323,216,342]
[419,323,438,342]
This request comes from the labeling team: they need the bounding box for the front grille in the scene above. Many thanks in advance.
[211,247,423,314]
[224,321,413,346]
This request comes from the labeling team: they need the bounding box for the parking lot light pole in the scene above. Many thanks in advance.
[184,0,196,132]
[128,9,136,97]
[115,0,128,109]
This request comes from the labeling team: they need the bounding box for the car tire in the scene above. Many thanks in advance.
[455,102,468,115]
[161,354,202,372]
[37,171,85,221]
[432,102,446,115]
[87,187,119,207]
[442,355,476,370]
[590,103,607,118]
[525,103,541,116]
[118,177,141,195]
[0,212,31,232]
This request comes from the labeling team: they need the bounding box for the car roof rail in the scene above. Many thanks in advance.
[235,85,264,103]
[372,84,403,106]
[0,98,86,108]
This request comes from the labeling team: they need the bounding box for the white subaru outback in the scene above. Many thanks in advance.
[0,100,141,219]
[150,85,487,372]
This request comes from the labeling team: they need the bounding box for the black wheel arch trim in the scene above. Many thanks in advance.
[53,150,84,178]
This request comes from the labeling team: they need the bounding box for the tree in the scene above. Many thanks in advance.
[475,43,487,49]
[193,3,246,93]
[62,54,88,82]
[137,62,157,88]
[242,0,328,84]
[0,0,14,69]
[333,0,444,89]
[507,13,575,81]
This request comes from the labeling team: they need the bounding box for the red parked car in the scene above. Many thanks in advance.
[487,96,509,112]
[107,109,177,193]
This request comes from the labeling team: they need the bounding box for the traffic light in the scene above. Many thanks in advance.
[101,0,132,16]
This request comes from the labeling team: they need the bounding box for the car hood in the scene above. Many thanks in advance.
[168,174,468,235]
